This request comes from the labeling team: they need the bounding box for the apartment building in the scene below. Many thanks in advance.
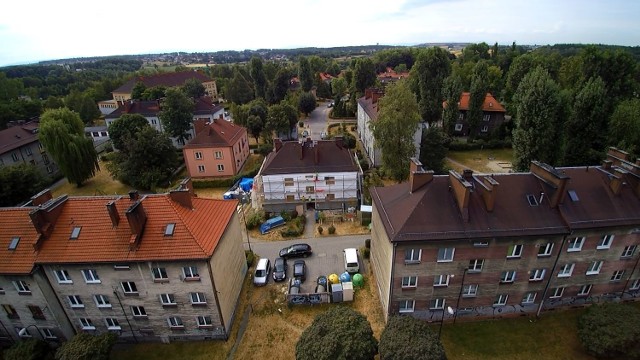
[0,120,59,180]
[370,149,640,322]
[445,92,507,138]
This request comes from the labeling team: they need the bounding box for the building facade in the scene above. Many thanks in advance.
[111,71,218,103]
[446,92,506,138]
[370,150,640,323]
[0,120,59,180]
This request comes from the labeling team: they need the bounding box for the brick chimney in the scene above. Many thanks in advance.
[129,190,139,201]
[449,170,473,222]
[30,189,52,206]
[124,100,132,113]
[29,195,68,249]
[170,189,193,209]
[299,141,304,160]
[372,90,383,104]
[314,142,319,165]
[609,168,627,195]
[273,138,282,152]
[193,118,209,135]
[408,158,434,193]
[365,88,372,99]
[335,136,344,149]
[475,176,499,212]
[106,200,120,227]
[607,147,629,162]
[462,169,474,181]
[125,200,147,250]
[530,161,569,208]
[176,178,195,197]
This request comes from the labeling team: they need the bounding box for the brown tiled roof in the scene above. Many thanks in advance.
[0,121,40,156]
[261,140,358,176]
[105,100,161,119]
[113,71,213,94]
[193,96,223,116]
[371,173,570,242]
[0,208,39,274]
[185,119,247,148]
[357,95,381,122]
[455,92,506,112]
[34,194,238,263]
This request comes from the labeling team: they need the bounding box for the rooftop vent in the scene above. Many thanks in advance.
[8,237,20,250]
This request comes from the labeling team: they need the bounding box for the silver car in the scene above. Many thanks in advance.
[253,258,270,286]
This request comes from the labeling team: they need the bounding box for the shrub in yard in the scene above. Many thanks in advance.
[246,210,266,229]
[318,226,324,234]
[3,338,52,360]
[365,238,371,248]
[328,225,336,234]
[245,250,255,267]
[256,144,273,156]
[361,247,370,259]
[299,121,304,127]
[577,303,640,359]
[379,315,446,360]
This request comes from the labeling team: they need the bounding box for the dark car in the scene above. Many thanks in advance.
[293,260,306,282]
[272,257,287,282]
[278,243,312,259]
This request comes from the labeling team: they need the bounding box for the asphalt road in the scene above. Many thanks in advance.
[246,234,370,292]
[302,100,331,140]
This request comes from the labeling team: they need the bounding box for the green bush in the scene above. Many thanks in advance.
[280,215,306,237]
[256,144,273,156]
[245,250,255,267]
[361,247,370,259]
[299,121,304,127]
[578,303,640,358]
[246,210,266,229]
[328,225,336,234]
[318,226,324,234]
[365,238,371,248]
[3,338,52,360]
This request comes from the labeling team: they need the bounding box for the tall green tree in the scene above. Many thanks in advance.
[159,88,194,143]
[141,85,167,100]
[225,68,254,104]
[379,315,447,360]
[442,75,463,135]
[563,77,608,166]
[410,47,451,124]
[64,90,100,124]
[296,307,378,360]
[371,79,421,182]
[298,56,314,92]
[467,61,489,139]
[268,67,293,104]
[608,99,640,159]
[130,81,146,100]
[250,56,267,99]
[55,332,117,360]
[419,127,450,174]
[267,103,296,139]
[107,114,150,151]
[298,92,316,116]
[512,66,563,171]
[247,114,264,143]
[504,54,534,104]
[39,108,99,186]
[352,58,377,95]
[181,78,205,99]
[0,163,47,206]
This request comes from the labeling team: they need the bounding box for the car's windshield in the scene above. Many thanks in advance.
[275,263,284,272]
[255,270,266,277]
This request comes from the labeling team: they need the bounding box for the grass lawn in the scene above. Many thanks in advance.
[447,148,514,174]
[51,160,133,197]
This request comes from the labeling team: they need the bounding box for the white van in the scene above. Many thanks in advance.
[344,248,360,274]
[253,258,270,286]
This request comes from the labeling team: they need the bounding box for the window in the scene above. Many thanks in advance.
[151,119,157,125]
[473,241,489,247]
[214,151,223,159]
[494,294,508,306]
[305,186,315,194]
[433,274,450,287]
[82,269,100,284]
[324,176,335,185]
[586,261,603,275]
[468,259,484,273]
[195,152,203,160]
[54,269,73,284]
[568,237,585,252]
[558,263,575,278]
[630,279,640,291]
[190,292,207,305]
[507,244,523,258]
[437,247,455,262]
[529,269,546,282]
[621,245,637,258]
[94,295,111,308]
[522,292,537,304]
[500,270,516,283]
[79,318,95,330]
[113,264,130,270]
[131,306,147,318]
[399,300,415,313]
[462,284,478,297]
[164,223,175,236]
[284,178,294,187]
[568,189,580,201]
[0,287,4,294]
[404,249,421,264]
[285,194,295,202]
[430,298,445,310]
[8,237,20,250]
[106,318,121,330]
[197,165,205,173]
[197,315,213,327]
[526,194,539,206]
[160,294,177,306]
[182,266,200,281]
[326,193,335,200]
[28,305,45,320]
[68,295,84,308]
[70,226,81,239]
[41,328,56,339]
[454,123,463,131]
[217,164,224,172]
[481,125,489,133]
[401,276,417,288]
[121,281,138,295]
[13,280,30,294]
[483,114,491,122]
[550,287,564,298]
[42,154,49,164]
[577,284,592,296]
[2,304,19,319]
[11,152,18,162]
[597,235,614,250]
[152,267,169,282]
[538,243,554,257]
[168,316,184,328]
[611,270,624,282]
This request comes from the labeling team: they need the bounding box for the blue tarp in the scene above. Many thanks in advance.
[239,178,254,192]
[260,216,285,234]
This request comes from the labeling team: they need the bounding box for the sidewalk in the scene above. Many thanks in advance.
[302,209,316,239]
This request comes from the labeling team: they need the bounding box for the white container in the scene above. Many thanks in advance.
[342,281,354,302]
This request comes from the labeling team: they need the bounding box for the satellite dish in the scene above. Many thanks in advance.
[18,328,28,336]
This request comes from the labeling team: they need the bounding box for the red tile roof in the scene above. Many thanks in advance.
[113,71,213,94]
[34,194,238,264]
[185,119,247,148]
[0,121,40,156]
[0,208,39,274]
[105,100,161,119]
[456,92,506,112]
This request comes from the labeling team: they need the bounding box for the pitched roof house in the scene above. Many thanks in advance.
[370,149,640,322]
[253,138,361,213]
[0,120,59,180]
[445,92,506,137]
[183,118,250,178]
[112,71,218,103]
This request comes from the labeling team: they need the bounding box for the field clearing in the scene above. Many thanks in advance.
[447,148,514,174]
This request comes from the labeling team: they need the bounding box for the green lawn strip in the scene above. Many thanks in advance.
[447,148,514,173]
[110,340,227,360]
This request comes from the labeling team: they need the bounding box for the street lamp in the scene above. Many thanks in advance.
[438,306,455,339]
[18,324,42,339]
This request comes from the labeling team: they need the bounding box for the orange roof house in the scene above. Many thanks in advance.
[444,92,507,137]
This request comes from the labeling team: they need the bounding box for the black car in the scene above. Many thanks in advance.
[278,243,312,259]
[293,260,306,282]
[272,257,287,282]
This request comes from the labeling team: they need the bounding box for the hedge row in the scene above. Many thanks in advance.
[192,167,260,189]
[448,138,512,151]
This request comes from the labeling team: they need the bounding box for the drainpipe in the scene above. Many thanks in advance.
[387,242,397,320]
[537,235,568,317]
[113,289,138,343]
[207,261,227,341]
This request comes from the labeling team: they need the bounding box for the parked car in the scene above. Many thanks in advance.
[253,258,270,286]
[328,101,334,108]
[293,260,306,282]
[272,257,287,282]
[315,275,327,293]
[279,243,312,259]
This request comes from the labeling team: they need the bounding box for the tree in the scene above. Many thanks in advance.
[298,92,316,116]
[0,163,48,206]
[43,96,64,110]
[371,79,421,182]
[420,127,450,174]
[182,78,205,99]
[467,61,489,139]
[269,67,293,104]
[225,68,254,104]
[107,113,150,151]
[250,56,267,99]
[461,42,490,62]
[577,303,640,359]
[159,87,194,143]
[55,332,118,360]
[512,66,563,171]
[298,56,314,92]
[64,90,100,124]
[39,108,99,186]
[379,315,446,360]
[410,47,451,124]
[141,85,167,100]
[106,126,178,190]
[247,114,264,143]
[563,77,608,166]
[130,81,146,100]
[352,58,377,95]
[608,99,640,159]
[3,338,52,360]
[296,306,378,360]
[267,103,298,140]
[442,75,463,135]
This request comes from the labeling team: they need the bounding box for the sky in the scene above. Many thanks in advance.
[1,0,638,67]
